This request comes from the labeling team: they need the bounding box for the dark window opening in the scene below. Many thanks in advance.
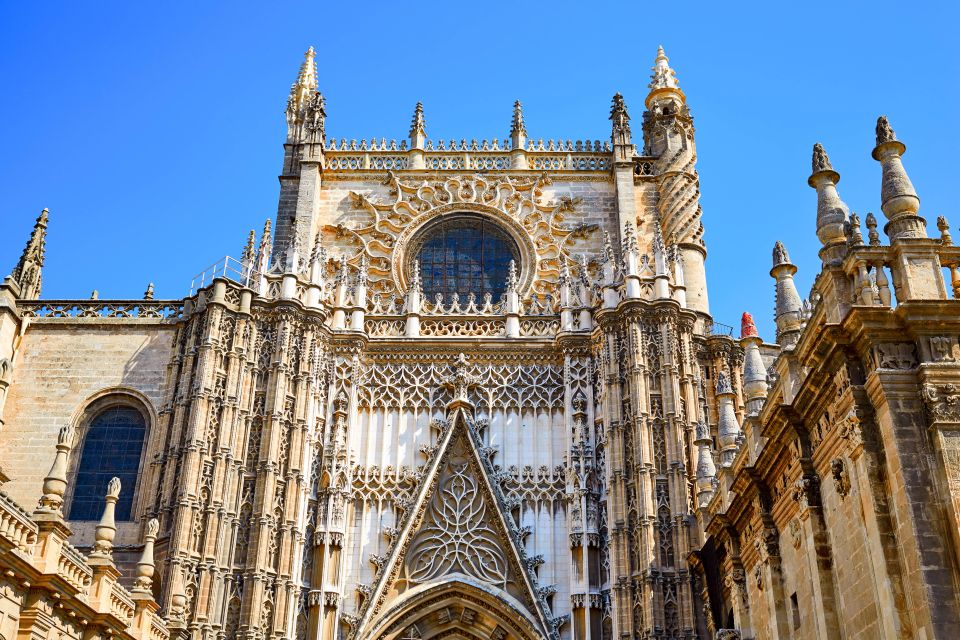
[414,217,520,301]
[70,406,146,521]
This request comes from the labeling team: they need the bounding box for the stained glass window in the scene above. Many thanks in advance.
[415,217,520,301]
[69,406,146,521]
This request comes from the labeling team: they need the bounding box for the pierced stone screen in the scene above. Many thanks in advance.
[415,217,520,301]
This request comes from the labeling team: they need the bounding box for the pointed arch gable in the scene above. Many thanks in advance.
[349,408,558,640]
[367,574,545,640]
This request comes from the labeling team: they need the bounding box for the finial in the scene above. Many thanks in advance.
[10,208,49,299]
[506,259,519,292]
[443,352,481,410]
[310,231,326,267]
[648,45,681,91]
[847,212,864,245]
[602,231,615,263]
[652,219,666,257]
[409,102,426,138]
[609,93,631,148]
[143,283,154,300]
[285,229,303,273]
[285,47,320,142]
[410,260,422,290]
[740,312,759,339]
[242,230,257,264]
[256,218,273,272]
[871,115,923,240]
[91,477,121,559]
[289,46,318,102]
[865,212,881,245]
[559,261,571,286]
[90,289,99,300]
[808,142,850,257]
[622,221,638,253]
[37,424,74,514]
[875,115,896,146]
[938,216,952,245]
[133,518,160,595]
[811,142,834,174]
[510,100,527,139]
[715,371,733,395]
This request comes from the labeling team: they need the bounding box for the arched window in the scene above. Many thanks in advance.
[69,405,146,521]
[413,216,520,301]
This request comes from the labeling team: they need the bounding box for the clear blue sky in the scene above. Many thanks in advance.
[1,2,957,339]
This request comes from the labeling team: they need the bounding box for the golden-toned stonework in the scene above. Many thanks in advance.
[1,45,959,640]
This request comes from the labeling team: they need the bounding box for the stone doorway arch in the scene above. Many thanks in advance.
[364,574,547,640]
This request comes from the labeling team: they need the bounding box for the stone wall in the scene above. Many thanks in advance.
[0,321,174,546]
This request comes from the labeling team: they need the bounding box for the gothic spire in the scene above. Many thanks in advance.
[648,45,681,92]
[510,100,527,149]
[409,102,426,149]
[288,46,317,110]
[872,115,923,240]
[285,47,325,143]
[10,208,48,299]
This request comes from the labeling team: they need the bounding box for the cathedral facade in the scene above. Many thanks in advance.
[0,46,958,640]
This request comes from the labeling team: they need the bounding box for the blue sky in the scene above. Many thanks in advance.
[1,1,956,339]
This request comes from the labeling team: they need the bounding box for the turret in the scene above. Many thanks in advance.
[808,143,850,265]
[872,116,925,241]
[9,208,48,299]
[642,46,710,315]
[771,241,803,347]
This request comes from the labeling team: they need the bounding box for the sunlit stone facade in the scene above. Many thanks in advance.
[1,46,959,640]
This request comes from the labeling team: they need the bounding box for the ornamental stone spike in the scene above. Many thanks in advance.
[10,207,48,299]
[715,372,743,467]
[808,143,850,264]
[143,283,154,300]
[872,115,924,241]
[771,241,803,347]
[133,518,160,595]
[510,100,527,150]
[694,421,717,507]
[649,45,681,91]
[256,217,272,274]
[409,102,426,150]
[285,47,319,141]
[37,424,74,514]
[90,477,121,560]
[610,92,632,149]
[740,312,768,410]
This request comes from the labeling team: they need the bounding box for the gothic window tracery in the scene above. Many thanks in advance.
[412,216,520,301]
[69,404,147,521]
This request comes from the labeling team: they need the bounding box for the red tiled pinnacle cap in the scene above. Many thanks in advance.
[741,312,759,339]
